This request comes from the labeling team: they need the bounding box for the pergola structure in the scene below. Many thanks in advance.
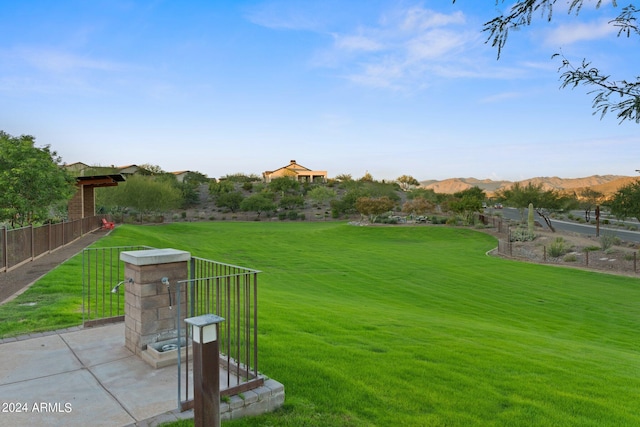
[68,174,126,220]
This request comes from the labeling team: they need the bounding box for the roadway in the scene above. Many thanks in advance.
[493,207,640,244]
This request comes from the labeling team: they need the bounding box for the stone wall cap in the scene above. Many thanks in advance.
[120,248,191,266]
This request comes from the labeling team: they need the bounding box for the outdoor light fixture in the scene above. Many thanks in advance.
[184,313,225,427]
[185,314,224,343]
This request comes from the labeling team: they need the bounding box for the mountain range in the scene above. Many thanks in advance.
[419,175,638,198]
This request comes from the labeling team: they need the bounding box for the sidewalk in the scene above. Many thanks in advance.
[0,228,110,304]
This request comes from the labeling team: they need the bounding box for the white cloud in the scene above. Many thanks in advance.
[327,6,481,89]
[333,33,384,52]
[399,8,466,31]
[545,19,616,45]
[4,46,128,74]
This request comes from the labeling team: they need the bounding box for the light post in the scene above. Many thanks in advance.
[184,314,225,427]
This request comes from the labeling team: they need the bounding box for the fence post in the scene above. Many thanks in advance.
[585,250,589,267]
[2,227,7,271]
[634,252,637,273]
[30,223,35,262]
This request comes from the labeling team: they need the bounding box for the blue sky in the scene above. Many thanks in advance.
[1,1,638,181]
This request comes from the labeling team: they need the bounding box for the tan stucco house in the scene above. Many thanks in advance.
[262,160,327,183]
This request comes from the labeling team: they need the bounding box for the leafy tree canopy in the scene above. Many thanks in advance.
[0,131,75,227]
[454,0,640,123]
[609,180,640,221]
[397,175,421,191]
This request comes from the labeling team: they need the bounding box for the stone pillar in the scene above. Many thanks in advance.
[120,248,191,357]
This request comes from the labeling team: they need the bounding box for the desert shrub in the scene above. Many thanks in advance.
[584,245,600,252]
[564,254,577,262]
[446,217,459,225]
[549,237,566,257]
[600,233,621,251]
[298,213,306,220]
[278,212,287,220]
[624,252,636,261]
[510,227,534,242]
[287,211,299,220]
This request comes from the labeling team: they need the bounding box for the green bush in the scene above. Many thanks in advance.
[510,227,534,242]
[601,233,621,251]
[564,254,577,262]
[549,237,566,257]
[287,211,299,220]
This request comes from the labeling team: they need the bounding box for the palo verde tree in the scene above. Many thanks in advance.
[0,131,75,227]
[240,193,276,219]
[355,196,397,223]
[446,186,486,225]
[609,180,640,221]
[396,175,420,191]
[455,0,640,123]
[578,188,605,221]
[97,174,182,220]
[497,182,578,231]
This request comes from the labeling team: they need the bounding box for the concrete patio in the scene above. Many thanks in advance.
[0,322,284,427]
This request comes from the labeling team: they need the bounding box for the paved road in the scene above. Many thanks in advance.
[496,207,640,243]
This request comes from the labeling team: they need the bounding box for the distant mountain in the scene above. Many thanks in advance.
[419,175,636,198]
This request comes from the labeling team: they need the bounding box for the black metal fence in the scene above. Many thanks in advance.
[178,257,262,409]
[81,245,154,327]
[80,246,262,409]
[0,216,108,273]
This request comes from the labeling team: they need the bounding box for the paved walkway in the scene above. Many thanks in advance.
[0,228,110,304]
[0,323,194,427]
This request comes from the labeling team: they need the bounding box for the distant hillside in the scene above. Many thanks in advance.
[419,175,636,198]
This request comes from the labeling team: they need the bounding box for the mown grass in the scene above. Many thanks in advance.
[2,222,640,426]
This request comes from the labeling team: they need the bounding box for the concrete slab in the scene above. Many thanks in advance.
[59,323,132,367]
[0,323,283,426]
[0,369,134,427]
[0,334,81,384]
[91,355,178,421]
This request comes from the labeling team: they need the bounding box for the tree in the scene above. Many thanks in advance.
[307,186,337,206]
[209,180,235,196]
[455,0,640,123]
[396,175,420,191]
[268,176,301,195]
[98,174,182,220]
[355,196,397,223]
[216,191,244,213]
[0,131,75,227]
[609,180,640,221]
[578,188,605,221]
[240,194,276,219]
[497,182,577,231]
[402,198,434,217]
[447,187,486,225]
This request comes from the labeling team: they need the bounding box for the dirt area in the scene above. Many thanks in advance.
[492,226,640,278]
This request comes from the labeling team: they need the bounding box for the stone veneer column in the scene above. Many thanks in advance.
[120,248,191,356]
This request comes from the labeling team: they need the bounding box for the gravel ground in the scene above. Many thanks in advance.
[0,228,110,304]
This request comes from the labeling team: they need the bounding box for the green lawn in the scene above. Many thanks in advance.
[2,222,640,426]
